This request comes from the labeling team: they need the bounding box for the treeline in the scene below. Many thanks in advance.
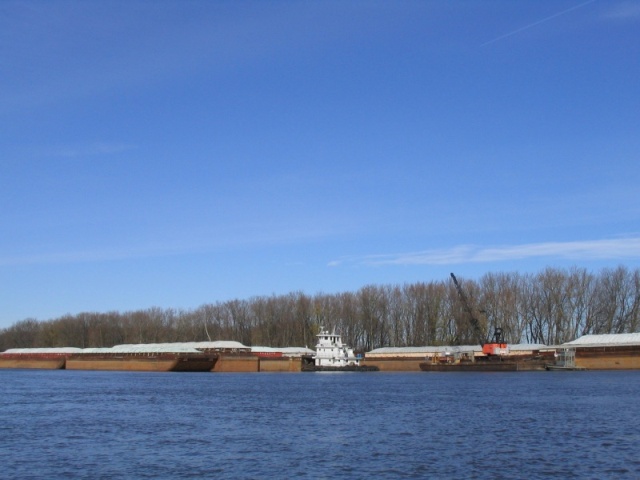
[2,266,639,352]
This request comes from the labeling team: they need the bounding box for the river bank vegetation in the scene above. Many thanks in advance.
[2,266,639,352]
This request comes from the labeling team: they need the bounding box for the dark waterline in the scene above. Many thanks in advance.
[1,370,639,479]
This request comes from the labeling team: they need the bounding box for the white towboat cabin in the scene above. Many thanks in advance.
[313,327,360,367]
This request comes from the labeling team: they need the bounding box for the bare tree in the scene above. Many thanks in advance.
[2,266,640,351]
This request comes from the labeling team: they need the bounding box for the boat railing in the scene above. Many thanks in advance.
[554,348,577,368]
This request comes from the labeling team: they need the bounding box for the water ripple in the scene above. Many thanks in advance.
[1,370,640,478]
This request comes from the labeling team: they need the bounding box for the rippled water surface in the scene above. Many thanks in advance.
[1,369,639,479]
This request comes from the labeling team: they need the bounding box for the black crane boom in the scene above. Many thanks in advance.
[450,273,486,345]
[450,273,508,356]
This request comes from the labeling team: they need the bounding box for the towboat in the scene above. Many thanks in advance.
[303,327,378,372]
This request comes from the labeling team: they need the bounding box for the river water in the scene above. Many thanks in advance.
[1,369,639,479]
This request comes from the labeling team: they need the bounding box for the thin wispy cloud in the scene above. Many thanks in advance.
[46,142,136,158]
[603,2,640,20]
[480,0,596,47]
[329,237,640,267]
[0,245,182,267]
[0,221,337,268]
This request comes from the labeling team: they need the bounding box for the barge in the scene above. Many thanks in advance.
[66,345,217,372]
[0,348,82,369]
[419,348,553,372]
[419,358,549,372]
[66,353,217,372]
[0,345,217,372]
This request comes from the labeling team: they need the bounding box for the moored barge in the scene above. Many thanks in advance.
[1,345,217,372]
[66,345,217,372]
[65,353,217,372]
[419,357,549,372]
[0,348,82,369]
[419,348,554,372]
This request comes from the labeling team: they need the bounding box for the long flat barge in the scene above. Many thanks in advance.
[419,355,550,372]
[0,353,67,370]
[0,346,218,372]
[66,354,217,372]
[419,361,547,372]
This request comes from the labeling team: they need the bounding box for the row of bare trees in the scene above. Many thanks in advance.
[2,266,639,352]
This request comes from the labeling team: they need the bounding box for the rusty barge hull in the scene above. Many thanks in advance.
[574,346,640,370]
[66,354,217,372]
[0,355,66,370]
[420,357,549,372]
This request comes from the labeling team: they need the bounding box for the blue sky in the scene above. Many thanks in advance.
[1,0,639,328]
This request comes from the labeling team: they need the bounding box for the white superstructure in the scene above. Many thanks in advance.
[313,327,360,367]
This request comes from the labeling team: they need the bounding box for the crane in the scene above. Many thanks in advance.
[450,273,509,356]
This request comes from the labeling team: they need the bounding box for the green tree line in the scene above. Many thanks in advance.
[2,266,639,352]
